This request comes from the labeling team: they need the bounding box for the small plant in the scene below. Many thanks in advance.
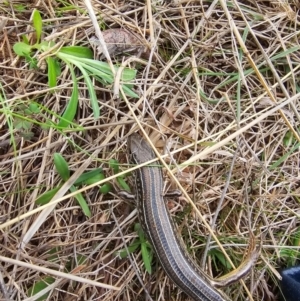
[13,102,40,140]
[280,227,300,267]
[13,9,138,127]
[116,223,153,274]
[36,155,131,218]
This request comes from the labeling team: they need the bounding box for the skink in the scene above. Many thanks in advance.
[128,133,227,301]
[128,133,257,301]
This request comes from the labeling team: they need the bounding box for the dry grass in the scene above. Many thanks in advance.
[1,0,300,300]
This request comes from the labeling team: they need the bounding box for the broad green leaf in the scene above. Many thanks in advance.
[116,177,130,192]
[70,57,136,81]
[28,103,40,114]
[118,68,137,82]
[69,185,91,217]
[73,168,104,185]
[80,63,137,97]
[58,62,78,127]
[35,186,62,205]
[82,173,105,185]
[53,153,70,181]
[13,42,32,56]
[59,46,93,59]
[32,9,42,42]
[27,276,55,301]
[135,224,152,274]
[99,183,112,194]
[20,131,34,140]
[47,56,57,88]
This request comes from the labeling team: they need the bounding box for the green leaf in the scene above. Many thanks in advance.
[58,63,78,128]
[121,84,139,98]
[47,57,57,88]
[21,35,29,44]
[109,159,119,173]
[83,173,105,185]
[270,141,300,170]
[28,103,40,114]
[13,42,32,56]
[69,185,91,217]
[32,9,43,42]
[119,68,137,82]
[135,223,145,241]
[115,239,141,258]
[53,153,70,181]
[99,183,112,194]
[35,186,62,205]
[135,224,152,274]
[73,168,104,185]
[15,4,27,12]
[27,276,56,301]
[209,249,232,269]
[75,63,100,118]
[141,241,152,274]
[117,177,130,192]
[59,46,93,59]
[38,40,55,52]
[293,228,300,246]
[15,119,31,130]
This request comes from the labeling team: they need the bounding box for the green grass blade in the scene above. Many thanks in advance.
[74,63,100,118]
[47,56,57,88]
[59,46,93,59]
[269,142,300,170]
[36,187,62,205]
[32,9,42,43]
[121,84,139,98]
[73,168,104,185]
[53,153,70,181]
[69,185,91,217]
[141,242,152,274]
[28,276,55,301]
[58,62,78,128]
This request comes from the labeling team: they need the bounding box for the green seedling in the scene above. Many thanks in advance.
[280,227,300,267]
[116,223,153,274]
[35,155,118,214]
[13,102,41,140]
[13,9,138,127]
[109,158,131,192]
